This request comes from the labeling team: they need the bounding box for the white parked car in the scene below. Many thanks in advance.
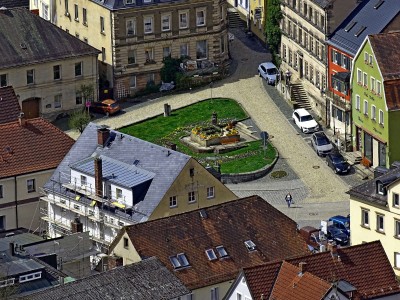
[258,62,279,85]
[292,108,319,133]
[311,131,333,156]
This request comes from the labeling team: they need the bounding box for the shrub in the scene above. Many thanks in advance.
[68,109,91,133]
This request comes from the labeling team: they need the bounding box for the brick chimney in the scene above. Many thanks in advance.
[18,112,26,126]
[97,127,110,148]
[299,262,307,274]
[94,157,103,198]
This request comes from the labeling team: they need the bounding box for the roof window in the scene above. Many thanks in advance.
[205,249,217,260]
[216,246,229,258]
[373,0,384,9]
[244,240,256,251]
[354,26,366,37]
[344,21,357,32]
[169,253,190,269]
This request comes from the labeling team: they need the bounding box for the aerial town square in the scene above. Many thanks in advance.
[0,0,400,299]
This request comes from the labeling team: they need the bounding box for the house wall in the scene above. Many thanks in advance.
[249,0,266,43]
[226,275,252,300]
[29,0,57,23]
[111,231,142,266]
[194,281,233,300]
[351,39,389,167]
[0,170,53,231]
[149,158,238,220]
[388,111,400,165]
[0,55,98,121]
[350,193,400,276]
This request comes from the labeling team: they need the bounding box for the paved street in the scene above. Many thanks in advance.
[65,28,354,228]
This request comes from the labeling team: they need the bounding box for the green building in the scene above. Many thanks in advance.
[351,32,400,168]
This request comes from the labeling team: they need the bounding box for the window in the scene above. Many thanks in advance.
[65,0,69,14]
[395,220,400,237]
[76,92,83,105]
[75,62,82,76]
[237,293,242,300]
[80,175,87,186]
[169,196,177,207]
[216,245,228,258]
[26,69,34,85]
[189,168,194,177]
[169,253,190,269]
[19,272,42,283]
[196,9,206,26]
[363,72,368,87]
[211,287,219,300]
[126,0,134,3]
[188,191,196,203]
[379,109,384,125]
[371,105,376,120]
[161,14,171,31]
[83,8,87,25]
[362,209,369,227]
[100,16,105,33]
[145,48,154,63]
[100,47,106,62]
[42,3,49,19]
[205,249,217,260]
[377,81,382,95]
[144,16,153,34]
[0,216,4,230]
[355,95,360,111]
[53,65,61,80]
[116,188,123,199]
[123,237,129,248]
[74,4,78,20]
[396,252,400,268]
[393,193,399,207]
[363,100,368,115]
[180,43,188,57]
[220,36,225,54]
[207,186,215,198]
[179,11,188,29]
[163,46,171,58]
[371,77,375,92]
[196,40,207,59]
[27,179,35,193]
[128,49,136,64]
[0,185,3,198]
[54,94,62,108]
[130,76,136,89]
[244,240,256,251]
[364,52,368,62]
[357,69,362,83]
[376,214,384,232]
[126,18,136,35]
[0,74,7,87]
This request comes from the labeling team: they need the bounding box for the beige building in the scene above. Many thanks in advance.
[0,8,99,121]
[280,0,360,121]
[56,0,229,99]
[348,165,400,275]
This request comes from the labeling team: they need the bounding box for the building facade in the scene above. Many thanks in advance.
[280,0,360,121]
[29,0,56,22]
[248,0,266,43]
[56,0,229,100]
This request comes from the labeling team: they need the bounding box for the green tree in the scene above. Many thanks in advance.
[160,57,182,83]
[265,0,282,57]
[79,84,95,103]
[68,109,91,133]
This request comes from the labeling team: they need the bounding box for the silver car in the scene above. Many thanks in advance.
[311,131,333,156]
[258,62,279,85]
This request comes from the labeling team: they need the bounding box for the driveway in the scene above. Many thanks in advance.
[65,30,351,227]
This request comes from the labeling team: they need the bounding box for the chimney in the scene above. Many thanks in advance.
[97,127,110,148]
[18,112,26,126]
[299,262,307,274]
[328,241,338,258]
[9,242,15,256]
[94,157,103,198]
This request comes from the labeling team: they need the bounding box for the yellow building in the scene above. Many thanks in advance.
[348,165,400,275]
[249,0,266,43]
[56,0,229,100]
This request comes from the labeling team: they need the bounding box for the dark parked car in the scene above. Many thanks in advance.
[326,152,351,174]
[90,99,121,116]
[326,226,348,246]
[329,215,350,238]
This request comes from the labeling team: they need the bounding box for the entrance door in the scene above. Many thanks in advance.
[22,98,40,119]
[356,127,362,151]
[299,57,303,78]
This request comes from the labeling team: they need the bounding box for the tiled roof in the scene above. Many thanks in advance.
[270,262,331,300]
[117,195,309,290]
[241,241,400,299]
[26,257,190,300]
[0,8,100,69]
[383,80,400,111]
[0,0,29,8]
[0,118,75,179]
[347,166,400,206]
[0,86,22,124]
[43,123,193,223]
[327,0,400,55]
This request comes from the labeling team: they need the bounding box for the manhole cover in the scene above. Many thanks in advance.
[313,165,320,169]
[270,170,287,179]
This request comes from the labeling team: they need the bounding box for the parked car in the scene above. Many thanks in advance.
[292,108,319,133]
[326,152,351,174]
[329,215,350,238]
[311,131,333,156]
[90,99,121,116]
[258,62,279,85]
[326,226,349,246]
[299,226,328,253]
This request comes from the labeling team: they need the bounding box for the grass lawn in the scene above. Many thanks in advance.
[119,98,276,174]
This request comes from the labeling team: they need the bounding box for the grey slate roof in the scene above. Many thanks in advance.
[327,0,400,55]
[0,8,100,69]
[71,155,155,189]
[44,123,191,222]
[27,257,190,300]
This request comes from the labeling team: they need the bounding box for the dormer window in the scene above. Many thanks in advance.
[244,240,256,251]
[376,181,386,195]
[205,249,217,260]
[81,175,87,186]
[170,253,190,269]
[216,245,228,258]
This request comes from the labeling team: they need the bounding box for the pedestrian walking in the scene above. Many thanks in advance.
[285,193,292,208]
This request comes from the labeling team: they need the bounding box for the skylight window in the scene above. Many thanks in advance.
[344,21,357,32]
[354,26,366,37]
[170,253,190,269]
[216,246,228,258]
[374,0,384,9]
[206,249,217,260]
[245,240,257,251]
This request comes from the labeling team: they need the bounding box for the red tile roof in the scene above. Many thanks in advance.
[0,86,22,124]
[115,195,309,290]
[270,261,331,300]
[0,118,75,179]
[242,241,400,299]
[383,80,400,110]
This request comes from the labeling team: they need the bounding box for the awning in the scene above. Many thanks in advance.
[112,201,126,209]
[75,196,81,201]
[90,200,96,207]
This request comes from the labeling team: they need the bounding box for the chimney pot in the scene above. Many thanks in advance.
[97,127,110,148]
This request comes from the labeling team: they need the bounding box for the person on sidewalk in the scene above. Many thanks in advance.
[285,193,292,208]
